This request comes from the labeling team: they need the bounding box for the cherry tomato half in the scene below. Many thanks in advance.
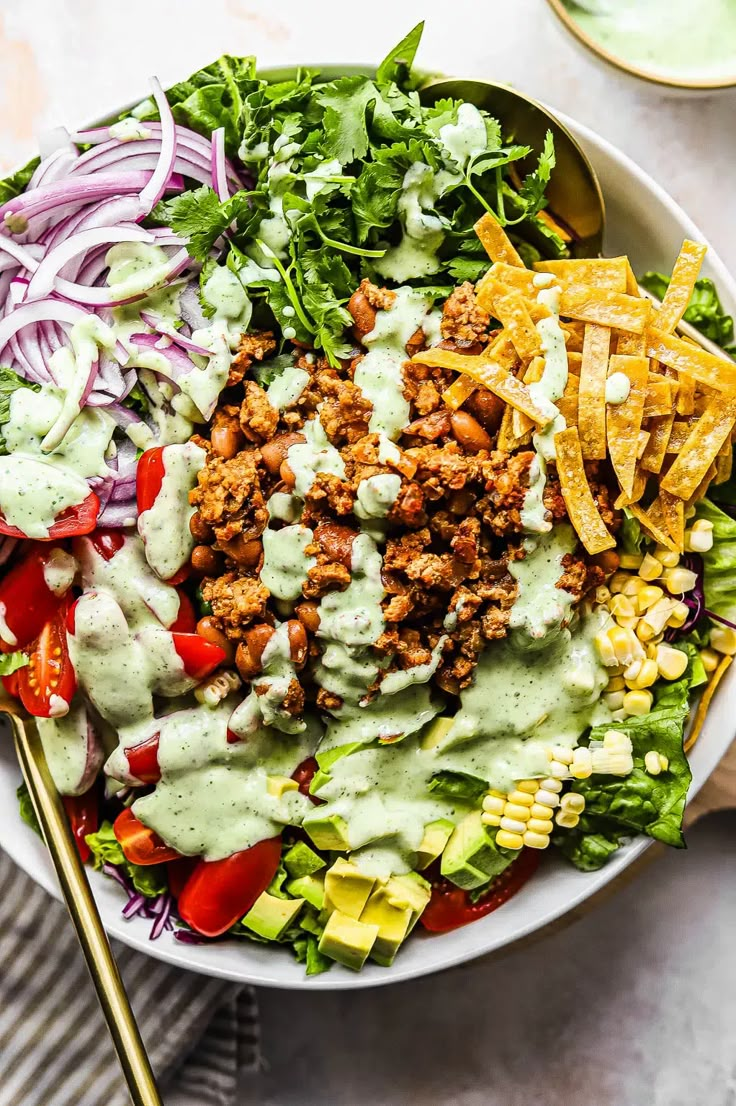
[0,491,99,541]
[17,606,77,718]
[419,849,541,934]
[171,633,225,680]
[63,791,99,864]
[89,528,125,561]
[113,807,181,866]
[124,734,161,784]
[0,546,69,651]
[178,837,282,937]
[136,447,165,515]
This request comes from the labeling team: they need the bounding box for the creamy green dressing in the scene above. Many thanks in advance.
[261,525,315,601]
[138,441,206,580]
[438,103,488,170]
[228,624,307,736]
[258,134,300,258]
[509,524,576,642]
[266,491,301,523]
[378,636,447,697]
[37,701,99,796]
[266,366,309,410]
[354,473,402,520]
[76,531,181,630]
[375,163,446,282]
[0,455,90,538]
[563,0,736,81]
[5,385,115,481]
[42,548,77,596]
[286,413,346,496]
[321,684,440,751]
[354,287,442,441]
[0,603,16,646]
[606,371,631,405]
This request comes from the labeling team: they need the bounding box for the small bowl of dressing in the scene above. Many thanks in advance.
[545,0,736,95]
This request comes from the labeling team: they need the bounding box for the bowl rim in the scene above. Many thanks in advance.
[545,0,736,92]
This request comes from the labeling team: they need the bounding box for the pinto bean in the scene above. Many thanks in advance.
[314,522,357,569]
[260,433,304,476]
[189,511,213,542]
[348,289,377,342]
[295,600,321,634]
[190,545,220,575]
[466,388,505,435]
[404,410,452,441]
[591,549,620,576]
[279,460,296,490]
[236,623,276,679]
[196,617,235,661]
[221,535,263,569]
[286,620,308,669]
[450,410,493,453]
[405,326,425,357]
[211,425,244,460]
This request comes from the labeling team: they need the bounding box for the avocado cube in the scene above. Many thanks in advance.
[441,812,513,890]
[420,716,454,751]
[302,811,350,851]
[309,769,333,794]
[415,818,455,869]
[384,871,432,931]
[284,841,326,878]
[360,887,413,967]
[286,873,326,910]
[324,858,377,919]
[241,892,305,941]
[318,910,379,971]
[266,775,299,798]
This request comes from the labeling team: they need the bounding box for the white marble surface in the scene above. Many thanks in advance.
[2,2,734,1101]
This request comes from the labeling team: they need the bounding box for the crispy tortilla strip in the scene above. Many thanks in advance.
[558,286,651,333]
[475,212,524,266]
[556,373,579,426]
[554,427,616,554]
[441,332,518,410]
[661,394,736,499]
[715,439,734,485]
[534,258,629,293]
[616,331,646,356]
[514,356,546,436]
[685,655,733,753]
[483,262,536,297]
[623,258,639,297]
[686,462,718,508]
[640,412,676,473]
[567,351,582,375]
[614,467,647,508]
[659,489,685,549]
[578,323,610,461]
[606,354,649,496]
[442,375,476,410]
[496,404,532,451]
[637,429,651,458]
[676,372,696,416]
[562,321,585,353]
[483,281,541,362]
[652,239,707,333]
[412,348,553,425]
[666,420,697,452]
[628,500,679,553]
[643,375,674,417]
[537,209,573,243]
[646,327,736,392]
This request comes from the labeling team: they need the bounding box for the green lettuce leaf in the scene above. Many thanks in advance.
[17,782,41,837]
[0,652,28,676]
[86,820,167,898]
[695,497,736,624]
[640,271,736,356]
[427,770,488,803]
[0,157,39,206]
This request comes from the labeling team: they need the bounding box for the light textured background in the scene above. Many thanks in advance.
[2,1,734,1102]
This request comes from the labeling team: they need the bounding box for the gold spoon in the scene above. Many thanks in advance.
[2,696,162,1106]
[419,78,728,359]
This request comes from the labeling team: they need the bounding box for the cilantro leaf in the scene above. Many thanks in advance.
[153,185,252,263]
[518,129,556,214]
[376,22,425,88]
[317,76,378,166]
[351,161,404,243]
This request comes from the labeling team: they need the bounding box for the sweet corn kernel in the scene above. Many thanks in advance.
[516,779,539,794]
[534,789,560,808]
[637,585,664,612]
[639,553,663,581]
[482,794,505,816]
[531,802,555,819]
[527,817,554,835]
[609,594,636,619]
[662,567,698,595]
[654,546,679,567]
[591,749,634,775]
[645,597,680,635]
[194,668,241,707]
[594,631,618,667]
[656,644,689,681]
[610,709,628,722]
[522,831,550,849]
[603,730,632,751]
[711,625,736,655]
[551,745,574,765]
[609,571,630,594]
[621,576,647,597]
[624,659,642,682]
[540,777,563,793]
[507,790,535,807]
[548,760,570,779]
[619,553,643,570]
[555,810,580,829]
[504,802,531,822]
[570,758,592,781]
[644,750,663,775]
[488,789,506,799]
[636,619,656,643]
[617,615,640,631]
[608,625,642,665]
[629,658,658,690]
[607,675,626,692]
[604,691,626,710]
[496,830,524,850]
[560,793,586,814]
[666,601,689,629]
[481,812,502,827]
[623,689,653,716]
[685,519,714,553]
[500,816,527,835]
[699,647,720,673]
[659,754,669,771]
[595,585,612,605]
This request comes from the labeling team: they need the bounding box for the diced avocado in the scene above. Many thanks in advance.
[299,905,324,937]
[284,841,326,878]
[241,892,304,941]
[384,871,432,931]
[267,775,299,798]
[317,742,364,771]
[441,812,513,890]
[309,768,333,794]
[324,858,377,919]
[286,872,326,910]
[318,910,380,971]
[421,716,454,750]
[415,818,455,869]
[302,811,350,851]
[360,887,413,967]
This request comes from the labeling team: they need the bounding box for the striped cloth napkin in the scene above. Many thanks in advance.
[0,849,260,1106]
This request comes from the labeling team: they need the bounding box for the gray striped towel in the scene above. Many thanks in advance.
[0,848,260,1106]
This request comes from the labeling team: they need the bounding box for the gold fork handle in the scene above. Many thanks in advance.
[10,712,162,1106]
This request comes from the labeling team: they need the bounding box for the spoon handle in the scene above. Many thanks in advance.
[9,710,162,1106]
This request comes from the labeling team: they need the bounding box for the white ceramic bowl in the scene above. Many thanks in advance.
[0,98,734,991]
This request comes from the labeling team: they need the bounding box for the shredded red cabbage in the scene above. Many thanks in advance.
[102,861,176,940]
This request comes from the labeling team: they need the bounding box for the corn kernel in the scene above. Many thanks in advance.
[662,567,698,595]
[551,745,574,765]
[595,585,612,605]
[522,831,550,849]
[516,779,539,794]
[570,758,592,781]
[659,754,669,771]
[530,802,555,819]
[540,777,563,793]
[507,790,535,807]
[604,691,625,710]
[488,789,506,799]
[623,689,653,716]
[555,810,580,829]
[607,675,626,692]
[496,830,524,850]
[548,760,569,779]
[629,658,658,689]
[482,794,506,816]
[594,631,618,667]
[610,709,628,722]
[654,546,679,567]
[636,619,656,642]
[656,644,688,681]
[711,625,736,656]
[623,659,642,682]
[481,812,502,827]
[645,597,679,635]
[621,576,647,597]
[699,647,720,673]
[504,802,531,822]
[534,789,560,808]
[619,553,642,570]
[685,519,714,553]
[591,749,634,775]
[603,730,632,751]
[500,816,527,835]
[637,585,664,612]
[608,625,642,665]
[561,793,586,814]
[639,553,663,581]
[527,817,554,835]
[618,615,641,631]
[666,601,689,629]
[609,594,636,619]
[609,571,629,594]
[644,750,663,775]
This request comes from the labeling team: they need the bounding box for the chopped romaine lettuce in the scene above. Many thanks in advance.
[85,820,167,898]
[695,497,736,625]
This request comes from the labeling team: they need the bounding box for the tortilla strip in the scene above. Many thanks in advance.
[637,429,651,458]
[554,427,615,553]
[514,356,547,436]
[623,258,639,297]
[562,321,585,353]
[640,412,676,473]
[628,500,679,553]
[534,257,629,293]
[537,209,573,243]
[651,239,707,333]
[482,281,541,362]
[567,351,583,375]
[643,376,674,418]
[646,327,736,392]
[556,373,579,426]
[661,394,736,499]
[616,331,646,356]
[605,354,649,496]
[441,332,518,410]
[685,655,733,753]
[715,439,734,485]
[414,348,553,425]
[659,489,685,549]
[483,262,536,297]
[676,373,696,416]
[577,323,610,460]
[614,466,647,508]
[496,404,532,451]
[475,212,524,266]
[557,286,651,333]
[442,375,476,410]
[665,420,697,453]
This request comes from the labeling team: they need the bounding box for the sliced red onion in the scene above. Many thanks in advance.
[0,234,40,272]
[139,78,176,214]
[52,246,190,307]
[72,121,243,186]
[97,498,138,527]
[29,146,79,190]
[128,331,195,377]
[0,297,89,358]
[27,226,154,300]
[107,401,143,428]
[139,314,210,356]
[211,128,229,202]
[0,172,152,223]
[122,892,147,919]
